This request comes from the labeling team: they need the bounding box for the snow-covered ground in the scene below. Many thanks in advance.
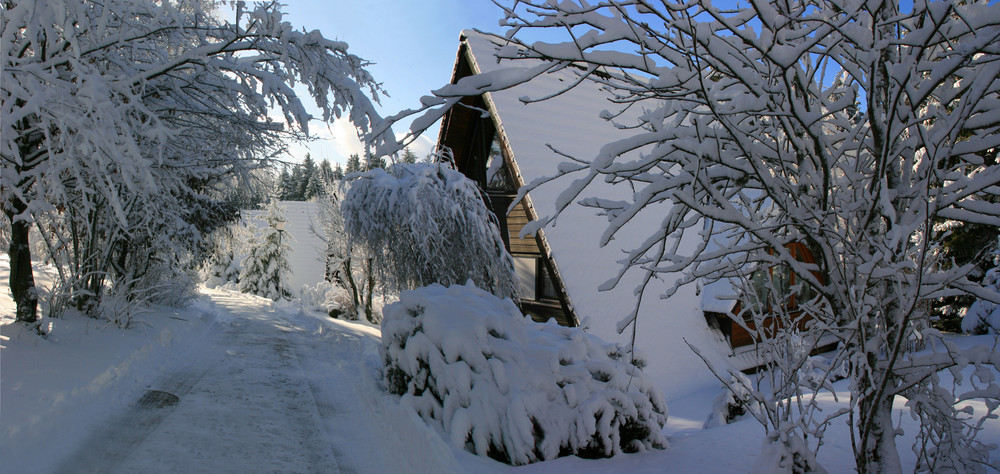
[3,256,999,472]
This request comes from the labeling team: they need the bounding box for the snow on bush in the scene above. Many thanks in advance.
[381,282,667,465]
[342,163,517,299]
[752,432,827,474]
[704,372,756,428]
[298,281,354,319]
[202,224,251,289]
[963,268,1000,335]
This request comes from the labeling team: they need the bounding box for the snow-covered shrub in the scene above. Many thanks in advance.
[299,281,354,319]
[314,185,379,322]
[202,223,250,288]
[381,283,667,465]
[342,163,517,299]
[962,268,1000,335]
[202,251,241,288]
[752,432,827,474]
[704,372,756,428]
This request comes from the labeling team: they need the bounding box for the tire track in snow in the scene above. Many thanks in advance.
[51,332,220,474]
[54,297,348,474]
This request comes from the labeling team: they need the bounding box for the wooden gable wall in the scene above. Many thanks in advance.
[438,36,577,328]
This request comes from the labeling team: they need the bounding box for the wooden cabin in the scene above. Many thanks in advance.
[703,243,825,350]
[437,33,577,327]
[436,31,827,379]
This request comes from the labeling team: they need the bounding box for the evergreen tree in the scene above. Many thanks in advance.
[401,147,418,164]
[319,159,336,187]
[932,221,1000,332]
[239,201,293,301]
[296,154,317,199]
[305,173,324,200]
[345,153,362,174]
[363,152,386,171]
[332,162,345,181]
[277,166,294,201]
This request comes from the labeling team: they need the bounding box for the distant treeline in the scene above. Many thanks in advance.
[277,148,418,201]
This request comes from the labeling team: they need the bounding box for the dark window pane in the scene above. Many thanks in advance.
[538,260,559,301]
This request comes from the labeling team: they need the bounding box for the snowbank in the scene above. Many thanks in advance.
[381,283,667,465]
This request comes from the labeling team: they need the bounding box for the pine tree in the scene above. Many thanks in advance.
[304,173,324,200]
[318,159,335,187]
[277,166,294,201]
[345,153,362,174]
[401,147,418,164]
[363,152,386,171]
[239,201,293,300]
[332,162,345,181]
[295,154,317,200]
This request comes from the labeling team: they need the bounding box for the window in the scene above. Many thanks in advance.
[485,134,515,192]
[746,243,820,312]
[513,256,560,302]
[537,261,559,300]
[514,256,536,300]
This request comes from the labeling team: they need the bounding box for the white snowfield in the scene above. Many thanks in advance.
[2,258,999,472]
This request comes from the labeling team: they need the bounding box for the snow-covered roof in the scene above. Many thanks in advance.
[458,31,735,394]
[700,278,739,315]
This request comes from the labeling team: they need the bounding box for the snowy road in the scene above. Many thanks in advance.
[49,291,459,474]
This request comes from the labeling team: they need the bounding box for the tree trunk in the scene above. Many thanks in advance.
[855,365,902,473]
[364,257,375,323]
[6,200,39,323]
[8,113,42,324]
[341,257,360,316]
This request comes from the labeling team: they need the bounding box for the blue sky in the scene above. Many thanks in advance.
[279,1,509,165]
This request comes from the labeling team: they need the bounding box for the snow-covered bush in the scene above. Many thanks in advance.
[299,281,354,319]
[704,372,756,428]
[343,163,517,299]
[962,268,1000,335]
[381,283,667,465]
[239,202,293,301]
[202,223,251,288]
[752,432,827,474]
[314,185,380,322]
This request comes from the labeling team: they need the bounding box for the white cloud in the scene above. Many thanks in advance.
[326,119,366,160]
[282,118,365,165]
[397,130,437,162]
[284,117,442,166]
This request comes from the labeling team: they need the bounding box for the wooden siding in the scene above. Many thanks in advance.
[521,300,574,327]
[713,242,823,349]
[507,200,542,256]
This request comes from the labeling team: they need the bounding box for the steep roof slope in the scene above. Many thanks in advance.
[460,31,733,395]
